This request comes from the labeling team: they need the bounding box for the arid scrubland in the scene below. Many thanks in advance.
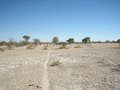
[0,43,120,90]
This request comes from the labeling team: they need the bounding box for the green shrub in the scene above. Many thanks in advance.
[66,38,74,44]
[82,37,91,44]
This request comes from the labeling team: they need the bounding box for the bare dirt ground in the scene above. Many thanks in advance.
[0,43,120,90]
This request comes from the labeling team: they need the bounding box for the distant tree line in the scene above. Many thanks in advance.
[0,35,120,47]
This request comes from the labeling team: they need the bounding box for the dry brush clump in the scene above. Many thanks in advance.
[58,42,67,49]
[7,44,15,50]
[49,60,61,67]
[111,64,120,72]
[26,44,36,49]
[43,46,48,50]
[74,45,81,48]
[33,39,40,46]
[0,48,5,52]
[43,44,49,50]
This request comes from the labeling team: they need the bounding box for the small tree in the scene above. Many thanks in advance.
[0,41,6,46]
[23,35,30,42]
[52,36,59,45]
[33,39,40,46]
[66,38,74,44]
[82,37,91,44]
[117,39,120,46]
[105,40,111,43]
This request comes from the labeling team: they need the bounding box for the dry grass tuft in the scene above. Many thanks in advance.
[0,48,5,52]
[49,61,61,67]
[74,46,81,48]
[43,46,48,50]
[26,44,35,49]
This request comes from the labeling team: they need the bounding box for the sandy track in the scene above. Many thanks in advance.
[42,51,50,90]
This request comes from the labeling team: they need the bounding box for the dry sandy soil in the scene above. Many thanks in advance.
[0,43,120,90]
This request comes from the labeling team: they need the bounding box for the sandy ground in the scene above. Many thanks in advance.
[0,43,120,90]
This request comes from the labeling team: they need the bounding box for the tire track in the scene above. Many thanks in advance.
[91,49,117,65]
[42,51,50,90]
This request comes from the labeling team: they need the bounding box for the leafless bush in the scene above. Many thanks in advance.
[111,64,120,72]
[49,61,61,67]
[43,46,48,50]
[74,45,81,48]
[0,48,5,52]
[58,42,67,49]
[26,44,35,49]
[7,44,14,50]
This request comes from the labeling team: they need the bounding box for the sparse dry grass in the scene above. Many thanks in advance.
[111,64,120,72]
[49,61,61,67]
[43,46,48,50]
[0,48,5,52]
[74,45,81,48]
[26,44,35,49]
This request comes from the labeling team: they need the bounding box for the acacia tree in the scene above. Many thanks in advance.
[82,37,91,44]
[22,35,30,45]
[23,35,30,42]
[33,39,40,46]
[66,38,74,44]
[52,36,59,45]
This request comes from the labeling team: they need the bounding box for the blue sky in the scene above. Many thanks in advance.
[0,0,120,42]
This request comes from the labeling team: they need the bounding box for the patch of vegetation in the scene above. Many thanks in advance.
[22,35,30,45]
[111,64,120,72]
[33,39,40,46]
[96,61,104,64]
[23,35,30,42]
[7,44,14,50]
[43,46,48,50]
[26,44,35,49]
[0,41,6,46]
[117,39,120,46]
[52,36,59,45]
[0,48,5,52]
[82,37,91,44]
[74,45,81,48]
[28,84,41,89]
[66,38,74,44]
[58,42,67,49]
[49,61,61,67]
